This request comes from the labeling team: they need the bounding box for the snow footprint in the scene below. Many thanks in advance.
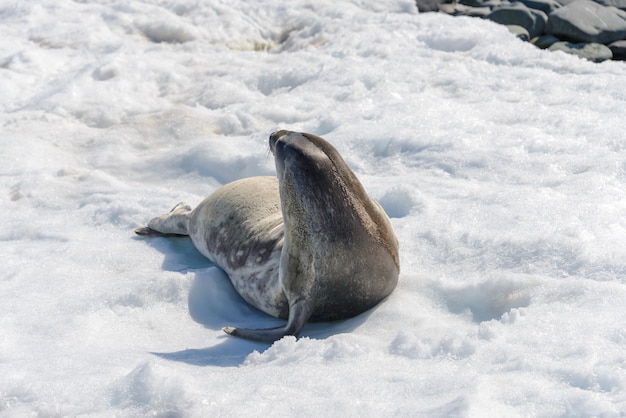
[427,276,535,323]
[378,187,422,218]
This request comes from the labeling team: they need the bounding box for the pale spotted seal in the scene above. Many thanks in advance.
[135,130,399,343]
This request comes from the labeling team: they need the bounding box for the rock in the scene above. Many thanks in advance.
[459,0,503,7]
[439,3,494,16]
[485,3,549,38]
[548,41,614,61]
[507,24,531,40]
[593,0,626,11]
[608,39,626,59]
[415,0,440,12]
[532,34,561,48]
[518,0,562,14]
[546,0,626,44]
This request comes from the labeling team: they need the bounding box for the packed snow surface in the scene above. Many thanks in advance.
[2,0,626,416]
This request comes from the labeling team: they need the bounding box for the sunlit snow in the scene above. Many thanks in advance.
[2,0,626,416]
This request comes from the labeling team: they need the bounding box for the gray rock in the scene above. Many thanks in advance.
[415,0,440,12]
[518,0,562,14]
[593,0,626,11]
[485,3,549,38]
[440,3,494,16]
[548,41,614,61]
[507,24,531,40]
[532,34,561,47]
[608,39,626,59]
[459,0,503,7]
[546,0,626,44]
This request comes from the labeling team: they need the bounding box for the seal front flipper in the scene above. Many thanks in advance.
[223,298,312,343]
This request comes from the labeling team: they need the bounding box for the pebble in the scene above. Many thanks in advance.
[549,41,614,61]
[608,39,626,59]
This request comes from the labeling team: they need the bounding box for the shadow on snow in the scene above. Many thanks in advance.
[135,234,369,367]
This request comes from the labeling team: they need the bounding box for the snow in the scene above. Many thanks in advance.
[2,0,626,416]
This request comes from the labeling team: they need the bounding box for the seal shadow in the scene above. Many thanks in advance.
[134,234,370,366]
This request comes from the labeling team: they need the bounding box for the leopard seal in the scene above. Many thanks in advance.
[135,130,400,343]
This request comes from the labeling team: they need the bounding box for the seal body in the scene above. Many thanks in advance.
[136,130,400,342]
[137,177,288,319]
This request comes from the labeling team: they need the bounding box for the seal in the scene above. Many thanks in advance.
[135,130,400,343]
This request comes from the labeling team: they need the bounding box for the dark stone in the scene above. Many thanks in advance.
[485,3,549,38]
[459,0,503,8]
[532,34,561,48]
[415,0,440,12]
[608,39,626,59]
[549,41,614,61]
[517,0,562,13]
[507,24,531,40]
[546,0,626,44]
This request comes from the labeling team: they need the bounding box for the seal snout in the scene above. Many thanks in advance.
[269,130,291,153]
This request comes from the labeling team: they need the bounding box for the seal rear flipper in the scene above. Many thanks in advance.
[223,298,312,343]
[134,226,188,238]
[136,202,192,237]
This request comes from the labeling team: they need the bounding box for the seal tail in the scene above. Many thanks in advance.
[134,202,192,237]
[223,298,312,343]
